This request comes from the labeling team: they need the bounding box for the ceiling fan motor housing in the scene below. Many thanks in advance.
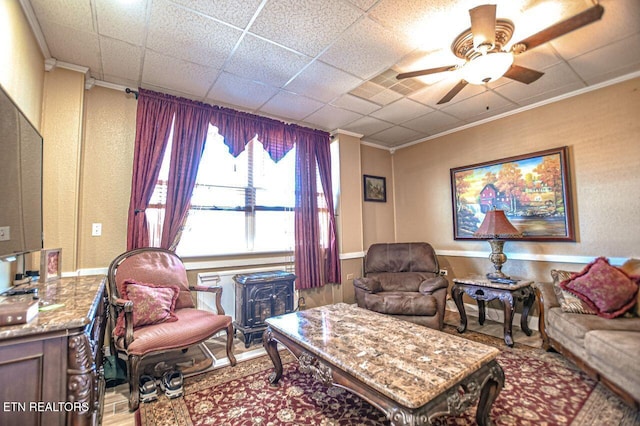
[452,19,515,61]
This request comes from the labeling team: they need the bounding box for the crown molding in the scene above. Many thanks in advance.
[18,0,50,58]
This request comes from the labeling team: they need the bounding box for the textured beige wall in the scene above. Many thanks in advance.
[77,86,137,269]
[361,145,395,249]
[0,0,44,129]
[390,78,640,283]
[336,133,364,254]
[40,68,85,272]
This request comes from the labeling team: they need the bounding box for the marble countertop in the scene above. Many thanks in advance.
[453,275,534,290]
[0,275,105,340]
[266,303,500,409]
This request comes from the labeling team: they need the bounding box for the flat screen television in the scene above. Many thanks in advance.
[0,85,43,261]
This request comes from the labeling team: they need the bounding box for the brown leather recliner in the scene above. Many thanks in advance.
[354,242,449,330]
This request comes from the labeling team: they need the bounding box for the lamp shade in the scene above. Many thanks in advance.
[474,209,522,239]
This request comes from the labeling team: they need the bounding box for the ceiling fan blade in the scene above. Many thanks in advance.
[470,4,497,50]
[437,80,468,105]
[512,4,604,53]
[396,65,458,80]
[503,65,544,84]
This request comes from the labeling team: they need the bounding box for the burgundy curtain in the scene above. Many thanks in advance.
[294,129,341,289]
[128,89,340,288]
[161,101,212,250]
[212,107,295,162]
[126,89,175,250]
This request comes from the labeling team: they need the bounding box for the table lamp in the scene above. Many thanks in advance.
[474,208,523,280]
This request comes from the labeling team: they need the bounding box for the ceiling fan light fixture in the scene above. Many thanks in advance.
[463,51,514,85]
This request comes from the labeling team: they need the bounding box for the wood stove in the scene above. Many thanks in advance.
[233,270,296,348]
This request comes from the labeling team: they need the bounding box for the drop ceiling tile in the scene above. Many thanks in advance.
[370,98,435,124]
[147,0,241,69]
[95,0,148,45]
[320,17,416,79]
[250,0,362,56]
[402,110,464,135]
[303,104,363,131]
[367,125,422,147]
[170,0,264,28]
[30,0,94,33]
[408,76,485,109]
[285,61,363,103]
[224,34,310,88]
[208,72,279,110]
[441,90,516,122]
[331,94,381,115]
[494,61,585,104]
[259,91,324,122]
[342,116,393,137]
[142,50,220,97]
[39,21,102,73]
[550,0,640,60]
[345,0,378,12]
[100,37,142,83]
[569,33,640,85]
[369,0,469,51]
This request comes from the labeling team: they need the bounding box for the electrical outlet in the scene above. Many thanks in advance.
[439,269,448,276]
[91,223,102,236]
[0,226,9,241]
[346,273,354,280]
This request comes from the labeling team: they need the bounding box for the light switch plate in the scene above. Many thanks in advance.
[0,226,9,241]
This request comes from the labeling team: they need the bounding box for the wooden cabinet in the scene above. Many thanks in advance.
[0,276,107,426]
[233,271,295,348]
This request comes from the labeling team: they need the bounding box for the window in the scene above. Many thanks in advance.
[147,125,296,256]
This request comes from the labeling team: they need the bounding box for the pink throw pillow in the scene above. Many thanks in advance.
[560,257,639,319]
[114,279,180,337]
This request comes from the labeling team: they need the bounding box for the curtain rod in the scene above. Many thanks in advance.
[125,88,139,99]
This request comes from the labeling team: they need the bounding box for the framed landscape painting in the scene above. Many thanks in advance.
[450,147,575,241]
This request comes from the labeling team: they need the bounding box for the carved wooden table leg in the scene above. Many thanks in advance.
[262,327,283,385]
[478,300,486,325]
[475,361,505,426]
[451,284,467,333]
[501,293,515,347]
[520,288,535,336]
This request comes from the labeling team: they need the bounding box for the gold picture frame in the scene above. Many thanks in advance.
[40,248,62,282]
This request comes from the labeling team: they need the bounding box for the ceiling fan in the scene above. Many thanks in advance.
[396,3,605,104]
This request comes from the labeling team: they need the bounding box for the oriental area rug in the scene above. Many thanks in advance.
[136,327,639,426]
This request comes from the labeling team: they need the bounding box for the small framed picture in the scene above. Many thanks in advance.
[40,248,62,282]
[363,175,387,202]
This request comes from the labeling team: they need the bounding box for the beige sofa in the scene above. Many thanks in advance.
[536,259,640,408]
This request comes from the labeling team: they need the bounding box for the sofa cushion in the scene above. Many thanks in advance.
[551,269,597,315]
[362,291,437,316]
[584,330,640,402]
[560,257,639,318]
[546,306,640,344]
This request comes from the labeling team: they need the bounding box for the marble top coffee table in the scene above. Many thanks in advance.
[263,303,504,426]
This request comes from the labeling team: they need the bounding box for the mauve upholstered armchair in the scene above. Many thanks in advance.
[354,243,449,330]
[107,247,236,411]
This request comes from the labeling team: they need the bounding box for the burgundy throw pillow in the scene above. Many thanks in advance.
[114,280,180,337]
[560,257,639,319]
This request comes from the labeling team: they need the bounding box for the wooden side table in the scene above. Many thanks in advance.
[451,277,535,347]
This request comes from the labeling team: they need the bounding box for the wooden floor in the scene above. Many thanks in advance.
[101,308,542,426]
